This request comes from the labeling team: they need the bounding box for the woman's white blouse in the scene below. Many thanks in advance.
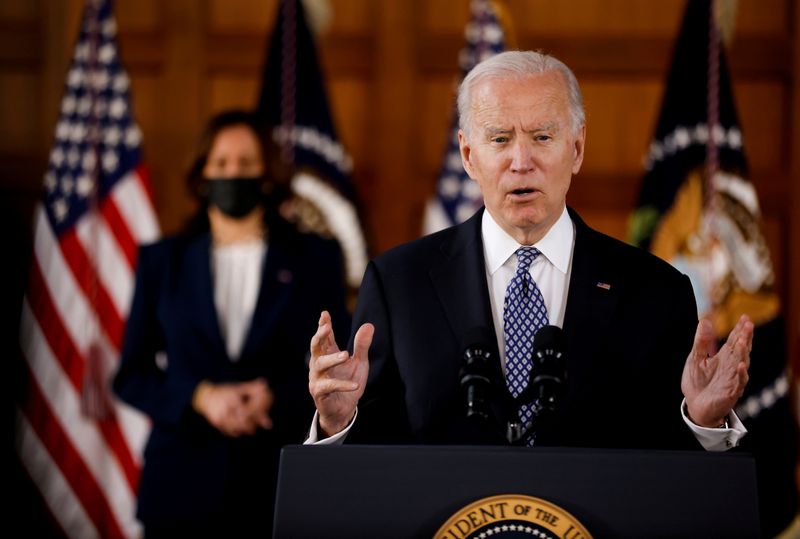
[211,239,266,360]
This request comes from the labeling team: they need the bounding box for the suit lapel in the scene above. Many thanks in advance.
[239,232,294,361]
[562,208,621,377]
[429,209,511,420]
[429,209,496,349]
[185,234,230,358]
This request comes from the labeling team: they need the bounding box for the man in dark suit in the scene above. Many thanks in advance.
[307,50,751,452]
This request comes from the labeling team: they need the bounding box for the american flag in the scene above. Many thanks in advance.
[16,0,158,537]
[422,0,509,235]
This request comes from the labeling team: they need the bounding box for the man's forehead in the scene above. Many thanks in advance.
[473,73,566,109]
[475,70,566,95]
[472,91,568,131]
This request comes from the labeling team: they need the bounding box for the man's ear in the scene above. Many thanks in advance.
[571,124,586,175]
[458,130,474,178]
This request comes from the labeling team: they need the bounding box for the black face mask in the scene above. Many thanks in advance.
[204,176,263,219]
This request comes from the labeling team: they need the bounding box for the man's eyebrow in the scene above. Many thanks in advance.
[526,122,560,133]
[484,126,513,135]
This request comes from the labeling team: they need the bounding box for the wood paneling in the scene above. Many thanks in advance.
[0,0,797,383]
[328,78,370,168]
[791,0,800,374]
[580,81,664,174]
[0,0,37,20]
[116,0,160,30]
[208,75,261,113]
[736,81,788,170]
[208,0,278,31]
[0,72,40,152]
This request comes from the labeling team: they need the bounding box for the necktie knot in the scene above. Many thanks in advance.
[515,247,540,275]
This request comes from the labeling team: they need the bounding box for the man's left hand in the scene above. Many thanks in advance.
[682,314,752,428]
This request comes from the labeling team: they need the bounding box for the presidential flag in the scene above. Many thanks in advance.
[16,0,158,537]
[422,0,513,235]
[256,0,368,292]
[628,1,797,535]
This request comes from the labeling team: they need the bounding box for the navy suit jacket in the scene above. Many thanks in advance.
[347,207,702,450]
[113,222,350,530]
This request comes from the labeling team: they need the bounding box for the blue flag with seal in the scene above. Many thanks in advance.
[256,0,368,293]
[628,1,798,535]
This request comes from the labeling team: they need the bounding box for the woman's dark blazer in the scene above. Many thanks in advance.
[113,221,350,530]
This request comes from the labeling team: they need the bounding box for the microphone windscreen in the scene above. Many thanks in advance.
[461,326,495,353]
[532,325,566,353]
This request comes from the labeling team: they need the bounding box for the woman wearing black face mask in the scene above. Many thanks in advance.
[112,109,351,538]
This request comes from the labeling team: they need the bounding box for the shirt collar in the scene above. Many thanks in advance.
[481,206,574,275]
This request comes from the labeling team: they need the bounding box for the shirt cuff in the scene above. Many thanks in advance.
[681,398,747,451]
[304,408,358,445]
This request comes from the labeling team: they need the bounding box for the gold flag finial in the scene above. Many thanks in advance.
[715,0,739,46]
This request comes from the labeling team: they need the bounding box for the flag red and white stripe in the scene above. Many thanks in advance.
[17,1,158,537]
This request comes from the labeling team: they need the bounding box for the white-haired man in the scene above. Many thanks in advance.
[308,50,750,451]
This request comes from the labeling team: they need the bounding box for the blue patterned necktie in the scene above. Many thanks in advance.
[503,246,549,441]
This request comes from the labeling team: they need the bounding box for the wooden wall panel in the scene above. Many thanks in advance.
[580,81,663,175]
[0,0,36,19]
[325,0,373,32]
[207,76,260,114]
[735,0,789,35]
[735,81,788,172]
[208,0,277,31]
[792,0,800,372]
[0,73,40,152]
[207,0,373,33]
[116,0,159,30]
[328,78,370,169]
[128,75,160,142]
[508,0,686,36]
[422,2,470,32]
[0,0,795,389]
[419,78,457,177]
[577,210,629,241]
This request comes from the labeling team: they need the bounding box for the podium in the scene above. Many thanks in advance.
[273,445,760,538]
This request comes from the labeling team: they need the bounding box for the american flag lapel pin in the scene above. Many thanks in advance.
[277,269,293,284]
[596,282,611,291]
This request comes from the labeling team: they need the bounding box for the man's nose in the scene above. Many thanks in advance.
[509,140,534,173]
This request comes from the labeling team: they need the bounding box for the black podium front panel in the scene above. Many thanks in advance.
[273,445,759,539]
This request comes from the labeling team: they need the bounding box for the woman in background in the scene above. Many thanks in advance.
[113,109,350,537]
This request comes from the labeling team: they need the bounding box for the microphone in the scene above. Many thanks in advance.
[527,325,567,414]
[459,327,495,422]
[507,325,567,445]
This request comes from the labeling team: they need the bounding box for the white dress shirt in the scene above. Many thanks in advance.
[482,204,574,371]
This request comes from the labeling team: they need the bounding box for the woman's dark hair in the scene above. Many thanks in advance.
[183,109,292,234]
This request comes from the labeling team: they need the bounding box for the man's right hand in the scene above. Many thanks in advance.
[308,310,373,438]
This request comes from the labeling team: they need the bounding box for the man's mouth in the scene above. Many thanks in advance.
[510,188,537,196]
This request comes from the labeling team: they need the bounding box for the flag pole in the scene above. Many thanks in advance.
[703,0,721,343]
[81,0,114,421]
[280,0,297,165]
